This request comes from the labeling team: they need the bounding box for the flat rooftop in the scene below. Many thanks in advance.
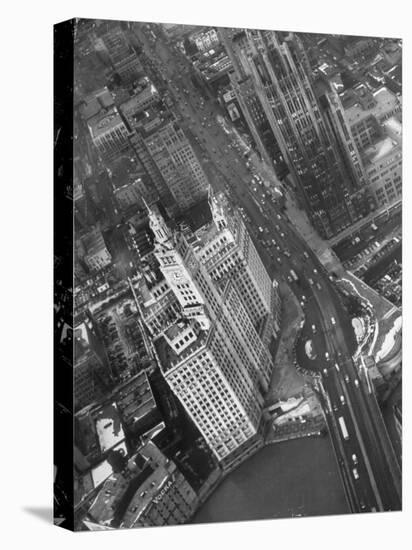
[155,329,208,373]
[79,87,114,121]
[363,136,400,164]
[95,403,125,453]
[121,83,158,112]
[345,86,400,125]
[88,107,125,139]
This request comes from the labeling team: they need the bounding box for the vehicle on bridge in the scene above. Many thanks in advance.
[338,416,349,440]
[290,269,298,281]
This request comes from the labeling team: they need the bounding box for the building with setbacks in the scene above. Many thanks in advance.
[132,195,280,470]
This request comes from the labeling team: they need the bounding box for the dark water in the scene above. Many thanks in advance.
[192,436,349,524]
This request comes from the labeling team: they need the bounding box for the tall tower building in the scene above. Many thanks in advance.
[232,30,367,238]
[142,202,277,470]
[197,188,281,345]
[219,29,287,177]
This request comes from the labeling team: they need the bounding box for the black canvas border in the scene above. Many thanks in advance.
[53,18,75,531]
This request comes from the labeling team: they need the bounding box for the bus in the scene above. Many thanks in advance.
[338,416,349,440]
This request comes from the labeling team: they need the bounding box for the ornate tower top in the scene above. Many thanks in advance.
[143,198,172,246]
[208,186,228,231]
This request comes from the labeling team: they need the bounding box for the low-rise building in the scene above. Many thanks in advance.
[343,85,402,151]
[81,227,112,272]
[114,371,161,436]
[114,178,154,211]
[86,441,198,528]
[119,80,160,128]
[191,28,220,53]
[88,106,131,161]
[363,124,402,208]
[74,321,111,411]
[80,87,131,161]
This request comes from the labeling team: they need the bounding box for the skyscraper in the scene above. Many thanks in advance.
[135,199,278,470]
[228,30,368,238]
[219,29,287,177]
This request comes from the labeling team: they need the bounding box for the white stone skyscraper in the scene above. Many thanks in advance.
[136,197,280,470]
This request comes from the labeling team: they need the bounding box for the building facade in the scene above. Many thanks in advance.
[143,120,209,211]
[80,227,112,272]
[231,30,368,238]
[363,134,402,208]
[142,201,277,469]
[100,24,143,84]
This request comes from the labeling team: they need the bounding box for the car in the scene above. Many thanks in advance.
[313,268,318,274]
[276,214,282,220]
[323,368,328,376]
[344,374,350,383]
[340,395,345,405]
[258,226,264,233]
[301,295,307,302]
[287,276,293,283]
[352,453,358,465]
[303,251,309,259]
[280,232,285,238]
[284,250,291,257]
[308,278,314,285]
[354,379,360,388]
[325,352,330,360]
[331,317,336,325]
[312,324,317,334]
[276,257,282,264]
[352,468,359,480]
[316,282,322,290]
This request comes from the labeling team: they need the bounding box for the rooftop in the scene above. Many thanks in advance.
[344,86,400,125]
[120,82,159,113]
[155,328,208,373]
[363,136,400,165]
[95,403,125,453]
[79,87,114,121]
[88,106,125,139]
[115,372,157,424]
[382,116,402,142]
[87,440,176,528]
[90,441,128,488]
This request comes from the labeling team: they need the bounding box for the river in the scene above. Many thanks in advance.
[192,436,349,524]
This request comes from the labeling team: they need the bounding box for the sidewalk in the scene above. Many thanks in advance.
[327,201,401,247]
